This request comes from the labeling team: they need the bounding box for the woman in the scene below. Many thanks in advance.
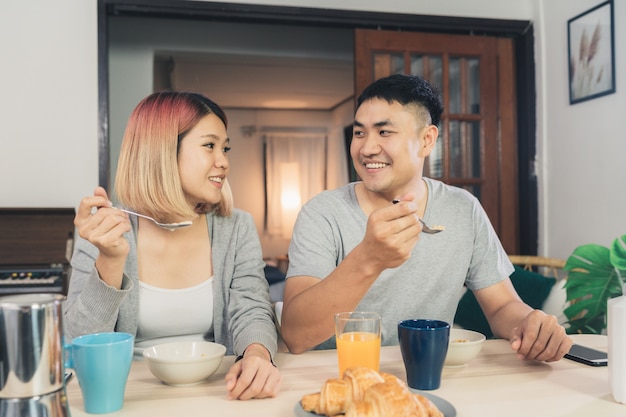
[64,92,281,400]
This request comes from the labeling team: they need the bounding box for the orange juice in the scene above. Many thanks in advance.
[336,331,381,376]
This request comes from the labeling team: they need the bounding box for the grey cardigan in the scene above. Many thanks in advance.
[63,209,277,357]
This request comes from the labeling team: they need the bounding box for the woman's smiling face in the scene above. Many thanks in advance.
[177,113,231,208]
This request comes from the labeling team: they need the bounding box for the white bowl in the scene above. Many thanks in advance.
[444,329,486,367]
[143,341,226,386]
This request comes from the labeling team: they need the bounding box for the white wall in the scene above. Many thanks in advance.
[537,0,626,258]
[1,0,624,261]
[0,0,99,207]
[203,0,535,19]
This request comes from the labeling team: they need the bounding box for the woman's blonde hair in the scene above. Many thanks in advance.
[115,92,233,221]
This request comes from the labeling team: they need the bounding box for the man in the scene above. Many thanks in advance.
[281,74,572,362]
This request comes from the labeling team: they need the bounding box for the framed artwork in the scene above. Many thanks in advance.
[568,0,615,104]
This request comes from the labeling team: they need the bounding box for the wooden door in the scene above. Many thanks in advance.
[355,29,519,253]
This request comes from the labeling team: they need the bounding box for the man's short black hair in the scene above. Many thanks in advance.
[356,74,444,127]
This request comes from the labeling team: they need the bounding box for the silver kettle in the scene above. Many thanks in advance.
[0,294,71,417]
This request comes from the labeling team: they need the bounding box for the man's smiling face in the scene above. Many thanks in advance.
[351,98,433,199]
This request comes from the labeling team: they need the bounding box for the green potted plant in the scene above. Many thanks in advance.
[563,234,626,334]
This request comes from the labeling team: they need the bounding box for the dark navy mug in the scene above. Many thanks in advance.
[398,319,450,390]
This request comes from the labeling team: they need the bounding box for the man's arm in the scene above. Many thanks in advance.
[474,279,572,362]
[281,201,422,354]
[281,245,383,354]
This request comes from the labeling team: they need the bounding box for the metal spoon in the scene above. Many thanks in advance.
[116,208,192,231]
[417,218,445,234]
[391,199,444,234]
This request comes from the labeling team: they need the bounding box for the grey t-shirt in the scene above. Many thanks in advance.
[287,178,513,349]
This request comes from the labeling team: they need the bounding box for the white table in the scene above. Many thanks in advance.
[66,334,623,416]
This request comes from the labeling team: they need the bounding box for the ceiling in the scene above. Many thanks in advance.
[160,51,355,111]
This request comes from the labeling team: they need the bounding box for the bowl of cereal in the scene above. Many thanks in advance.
[444,328,486,367]
[143,341,226,386]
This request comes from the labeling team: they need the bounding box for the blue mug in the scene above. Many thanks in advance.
[65,332,134,414]
[398,319,450,390]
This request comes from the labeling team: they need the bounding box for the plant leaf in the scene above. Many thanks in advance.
[562,243,623,334]
[563,313,605,335]
[579,28,589,63]
[588,23,601,62]
[610,234,626,271]
[564,244,611,272]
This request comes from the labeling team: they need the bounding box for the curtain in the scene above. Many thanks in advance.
[265,133,327,237]
[326,126,350,190]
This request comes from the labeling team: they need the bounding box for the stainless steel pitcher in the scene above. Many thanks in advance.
[0,294,70,417]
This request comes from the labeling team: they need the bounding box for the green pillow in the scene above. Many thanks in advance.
[453,266,557,338]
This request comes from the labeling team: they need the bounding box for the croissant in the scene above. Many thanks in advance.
[300,367,384,416]
[301,367,443,417]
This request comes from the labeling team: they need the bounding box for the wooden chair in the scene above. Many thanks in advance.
[508,255,569,325]
[508,255,567,280]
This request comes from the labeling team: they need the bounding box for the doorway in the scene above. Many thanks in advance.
[354,29,518,252]
[98,0,538,255]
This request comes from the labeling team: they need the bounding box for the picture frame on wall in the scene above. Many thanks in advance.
[568,0,615,105]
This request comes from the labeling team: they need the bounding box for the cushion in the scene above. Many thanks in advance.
[264,265,286,285]
[541,280,568,325]
[453,266,557,338]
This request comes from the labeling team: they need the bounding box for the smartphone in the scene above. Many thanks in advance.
[564,343,608,366]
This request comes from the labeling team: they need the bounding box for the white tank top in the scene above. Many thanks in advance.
[134,277,214,355]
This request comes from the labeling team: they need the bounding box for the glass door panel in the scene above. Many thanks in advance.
[410,55,443,93]
[449,120,481,179]
[449,57,481,114]
[373,53,404,79]
[426,133,444,179]
[467,58,480,114]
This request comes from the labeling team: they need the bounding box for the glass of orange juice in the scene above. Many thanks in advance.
[335,311,381,377]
